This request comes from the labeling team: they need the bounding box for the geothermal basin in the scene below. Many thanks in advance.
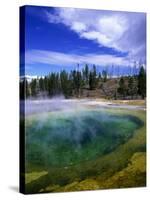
[23,99,145,193]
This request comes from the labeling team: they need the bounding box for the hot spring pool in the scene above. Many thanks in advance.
[25,108,143,171]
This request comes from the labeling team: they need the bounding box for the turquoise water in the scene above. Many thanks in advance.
[25,109,143,171]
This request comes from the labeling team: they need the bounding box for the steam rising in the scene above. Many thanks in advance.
[25,96,145,116]
[25,97,143,169]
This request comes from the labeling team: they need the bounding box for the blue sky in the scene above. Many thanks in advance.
[21,5,146,76]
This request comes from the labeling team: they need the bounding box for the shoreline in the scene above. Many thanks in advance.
[21,98,146,117]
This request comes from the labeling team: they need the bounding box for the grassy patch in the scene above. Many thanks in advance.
[25,171,48,184]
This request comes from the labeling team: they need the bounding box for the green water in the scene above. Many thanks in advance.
[25,109,143,171]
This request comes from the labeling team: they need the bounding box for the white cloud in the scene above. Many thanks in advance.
[45,8,146,62]
[80,31,111,46]
[71,22,86,32]
[25,49,131,67]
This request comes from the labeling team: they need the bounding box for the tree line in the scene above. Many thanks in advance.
[20,64,146,100]
[117,66,146,99]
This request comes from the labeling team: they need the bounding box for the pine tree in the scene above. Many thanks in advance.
[89,71,93,90]
[118,77,126,98]
[138,66,146,99]
[39,77,45,91]
[102,70,107,82]
[30,79,37,96]
[98,72,101,79]
[128,76,138,99]
[44,76,48,92]
[20,80,25,100]
[25,79,30,98]
[85,64,89,84]
[71,69,82,96]
[47,73,60,96]
[60,70,72,97]
[89,65,97,90]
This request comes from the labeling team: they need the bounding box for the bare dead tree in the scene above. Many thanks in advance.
[111,64,114,78]
[133,61,137,76]
[117,66,120,78]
